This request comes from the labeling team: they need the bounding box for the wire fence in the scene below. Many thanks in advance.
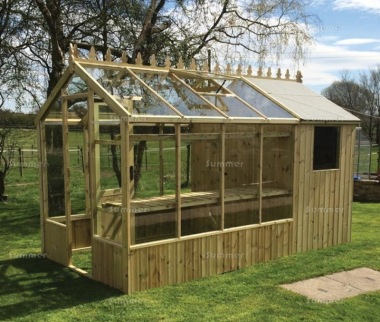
[6,130,379,181]
[354,128,380,180]
[4,146,84,177]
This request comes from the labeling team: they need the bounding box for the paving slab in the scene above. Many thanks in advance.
[281,267,380,303]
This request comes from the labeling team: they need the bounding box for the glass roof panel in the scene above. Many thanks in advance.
[61,76,87,120]
[202,95,263,118]
[66,74,88,95]
[135,73,223,117]
[175,75,263,118]
[227,79,295,118]
[175,75,231,94]
[44,97,62,121]
[83,67,177,116]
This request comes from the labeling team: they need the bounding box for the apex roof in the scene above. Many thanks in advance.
[35,44,360,125]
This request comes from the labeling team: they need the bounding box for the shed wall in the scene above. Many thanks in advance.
[292,124,356,253]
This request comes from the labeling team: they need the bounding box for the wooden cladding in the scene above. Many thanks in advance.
[45,220,69,266]
[128,221,292,293]
[292,124,356,253]
[92,237,123,290]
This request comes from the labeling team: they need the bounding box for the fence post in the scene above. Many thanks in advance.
[356,129,360,178]
[186,144,190,187]
[80,147,84,173]
[369,140,372,179]
[18,147,23,177]
[108,145,111,167]
[145,146,148,170]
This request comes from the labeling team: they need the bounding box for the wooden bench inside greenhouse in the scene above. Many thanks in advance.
[101,186,290,213]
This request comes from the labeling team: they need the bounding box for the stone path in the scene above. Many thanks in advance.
[281,267,380,303]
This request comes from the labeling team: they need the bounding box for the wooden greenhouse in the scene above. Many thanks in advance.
[35,44,360,293]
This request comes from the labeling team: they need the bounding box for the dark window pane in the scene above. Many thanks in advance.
[313,126,340,170]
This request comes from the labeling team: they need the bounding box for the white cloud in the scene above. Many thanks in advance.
[309,0,380,13]
[334,38,380,45]
[285,0,380,92]
[318,35,340,42]
[309,0,327,6]
[333,0,380,13]
[300,41,380,90]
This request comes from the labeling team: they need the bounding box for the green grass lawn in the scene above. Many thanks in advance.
[1,129,380,321]
[1,178,380,321]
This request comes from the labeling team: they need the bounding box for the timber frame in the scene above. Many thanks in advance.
[35,44,360,293]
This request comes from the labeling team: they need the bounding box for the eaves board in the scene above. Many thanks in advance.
[127,116,297,125]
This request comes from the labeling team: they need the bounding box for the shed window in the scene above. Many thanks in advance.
[313,126,340,170]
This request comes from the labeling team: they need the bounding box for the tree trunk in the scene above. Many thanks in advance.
[376,118,380,173]
[0,171,6,201]
[45,126,65,215]
[33,0,67,215]
[110,133,121,187]
[134,141,147,191]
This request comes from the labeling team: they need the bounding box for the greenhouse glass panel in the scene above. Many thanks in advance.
[227,79,294,118]
[42,98,65,217]
[202,95,263,118]
[137,73,223,117]
[180,124,222,236]
[66,74,88,95]
[130,124,177,244]
[83,67,177,116]
[261,125,293,223]
[224,124,261,228]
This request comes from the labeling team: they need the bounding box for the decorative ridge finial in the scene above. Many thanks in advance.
[69,44,303,82]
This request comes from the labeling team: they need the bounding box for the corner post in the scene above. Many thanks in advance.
[62,90,73,265]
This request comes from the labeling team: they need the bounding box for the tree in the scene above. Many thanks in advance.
[0,0,35,109]
[4,0,318,200]
[321,72,372,137]
[322,75,368,112]
[359,66,380,143]
[322,68,380,172]
[322,69,380,144]
[0,128,17,201]
[5,0,318,108]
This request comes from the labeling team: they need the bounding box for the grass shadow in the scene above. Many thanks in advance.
[0,257,122,320]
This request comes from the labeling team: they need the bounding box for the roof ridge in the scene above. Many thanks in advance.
[68,43,302,83]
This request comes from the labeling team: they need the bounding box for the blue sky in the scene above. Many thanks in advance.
[302,0,380,93]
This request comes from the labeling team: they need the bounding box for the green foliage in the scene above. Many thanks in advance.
[322,67,380,147]
[0,110,35,128]
[3,0,318,110]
